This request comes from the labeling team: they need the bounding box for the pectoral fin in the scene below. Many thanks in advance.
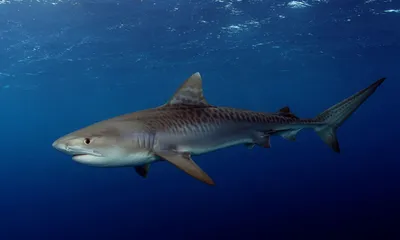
[134,164,151,178]
[156,151,215,185]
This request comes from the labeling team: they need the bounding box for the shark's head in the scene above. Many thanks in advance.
[52,122,135,167]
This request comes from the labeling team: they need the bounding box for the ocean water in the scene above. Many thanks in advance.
[0,0,399,239]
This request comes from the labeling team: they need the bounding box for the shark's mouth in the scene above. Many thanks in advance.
[72,154,89,157]
[70,149,104,163]
[66,147,103,158]
[72,152,103,158]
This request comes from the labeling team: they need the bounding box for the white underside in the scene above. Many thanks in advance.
[72,151,158,167]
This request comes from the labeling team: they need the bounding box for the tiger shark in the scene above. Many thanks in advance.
[52,72,385,185]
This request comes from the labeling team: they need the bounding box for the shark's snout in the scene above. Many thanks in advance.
[52,139,59,148]
[52,139,69,153]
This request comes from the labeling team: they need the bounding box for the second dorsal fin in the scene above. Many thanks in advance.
[279,106,291,113]
[164,72,210,107]
[278,106,299,119]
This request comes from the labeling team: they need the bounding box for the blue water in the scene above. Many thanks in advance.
[1,0,400,239]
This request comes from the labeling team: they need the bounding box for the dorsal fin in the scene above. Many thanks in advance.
[279,106,291,113]
[164,72,210,107]
[278,106,299,119]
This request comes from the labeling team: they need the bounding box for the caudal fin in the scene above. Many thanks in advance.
[314,77,386,153]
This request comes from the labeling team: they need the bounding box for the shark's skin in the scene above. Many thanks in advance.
[52,72,386,185]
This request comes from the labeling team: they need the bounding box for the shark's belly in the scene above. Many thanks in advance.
[122,152,159,166]
[96,152,158,167]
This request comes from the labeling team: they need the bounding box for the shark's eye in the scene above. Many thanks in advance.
[84,138,91,145]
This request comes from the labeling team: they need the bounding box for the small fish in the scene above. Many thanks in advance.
[52,72,386,185]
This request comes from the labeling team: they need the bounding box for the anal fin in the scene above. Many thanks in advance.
[156,151,215,185]
[134,164,151,178]
[279,129,301,141]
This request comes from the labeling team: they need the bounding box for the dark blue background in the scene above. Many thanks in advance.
[0,0,399,239]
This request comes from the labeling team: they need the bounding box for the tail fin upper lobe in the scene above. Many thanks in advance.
[314,78,386,153]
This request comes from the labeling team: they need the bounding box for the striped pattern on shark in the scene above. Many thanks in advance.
[52,72,386,185]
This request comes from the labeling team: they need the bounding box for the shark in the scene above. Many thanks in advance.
[52,72,386,185]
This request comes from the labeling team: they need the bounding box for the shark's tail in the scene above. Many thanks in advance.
[313,77,386,153]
